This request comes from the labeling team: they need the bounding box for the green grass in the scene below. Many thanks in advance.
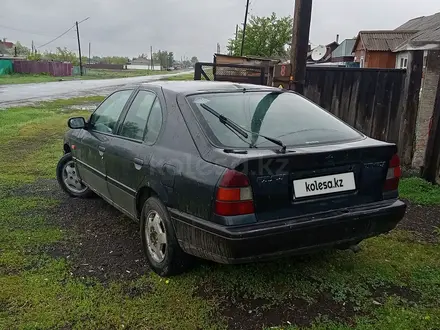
[399,177,440,205]
[84,68,171,79]
[0,99,439,329]
[0,98,222,330]
[161,72,194,81]
[0,73,75,84]
[0,96,104,184]
[0,69,173,85]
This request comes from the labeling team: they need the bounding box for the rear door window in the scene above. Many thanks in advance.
[119,90,156,141]
[186,91,362,148]
[144,98,163,144]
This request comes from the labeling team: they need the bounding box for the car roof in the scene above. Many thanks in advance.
[139,80,280,94]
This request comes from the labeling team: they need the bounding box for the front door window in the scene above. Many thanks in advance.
[90,90,133,133]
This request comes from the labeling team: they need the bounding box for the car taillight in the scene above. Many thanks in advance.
[215,170,255,216]
[384,154,402,191]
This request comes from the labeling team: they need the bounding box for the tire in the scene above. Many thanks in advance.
[140,196,192,276]
[56,153,92,198]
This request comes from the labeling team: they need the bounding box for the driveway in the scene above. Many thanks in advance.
[0,71,192,108]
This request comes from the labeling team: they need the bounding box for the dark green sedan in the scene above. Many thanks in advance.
[57,81,406,276]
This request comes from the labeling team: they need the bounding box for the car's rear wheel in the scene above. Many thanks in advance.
[56,153,92,198]
[140,196,192,276]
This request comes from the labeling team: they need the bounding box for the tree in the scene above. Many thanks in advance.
[100,56,129,65]
[167,52,174,68]
[153,51,171,69]
[14,41,31,56]
[0,44,9,55]
[191,56,199,65]
[44,47,79,65]
[227,13,293,58]
[27,52,42,61]
[182,60,192,68]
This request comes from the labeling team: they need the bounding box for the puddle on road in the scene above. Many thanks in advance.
[63,104,98,112]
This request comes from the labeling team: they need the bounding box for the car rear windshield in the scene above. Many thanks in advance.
[186,91,362,148]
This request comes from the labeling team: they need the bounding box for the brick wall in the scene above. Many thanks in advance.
[412,50,440,169]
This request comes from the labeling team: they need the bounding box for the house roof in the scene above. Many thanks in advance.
[396,12,440,31]
[0,41,14,48]
[332,39,356,58]
[353,31,417,52]
[394,12,440,51]
[130,58,154,65]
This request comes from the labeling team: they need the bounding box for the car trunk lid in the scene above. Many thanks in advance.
[206,139,397,222]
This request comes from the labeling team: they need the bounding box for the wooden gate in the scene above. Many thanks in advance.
[194,62,266,85]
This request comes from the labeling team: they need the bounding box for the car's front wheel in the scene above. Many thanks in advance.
[56,153,92,198]
[140,196,192,276]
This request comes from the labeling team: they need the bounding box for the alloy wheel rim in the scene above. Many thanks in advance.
[145,210,167,263]
[62,160,88,194]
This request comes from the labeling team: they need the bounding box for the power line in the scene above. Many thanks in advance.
[37,17,89,49]
[0,24,75,40]
[37,24,76,49]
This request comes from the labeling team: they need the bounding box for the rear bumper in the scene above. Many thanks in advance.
[170,200,407,264]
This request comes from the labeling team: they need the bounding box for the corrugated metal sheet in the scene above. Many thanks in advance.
[0,59,13,75]
[396,12,440,31]
[395,12,440,50]
[411,27,440,43]
[357,31,416,51]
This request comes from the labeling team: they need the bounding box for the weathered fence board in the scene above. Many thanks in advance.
[422,71,440,183]
[398,51,424,166]
[301,67,411,163]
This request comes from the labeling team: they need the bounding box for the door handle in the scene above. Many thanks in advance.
[134,158,144,170]
[98,146,105,157]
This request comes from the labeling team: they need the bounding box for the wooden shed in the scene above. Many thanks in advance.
[353,31,416,68]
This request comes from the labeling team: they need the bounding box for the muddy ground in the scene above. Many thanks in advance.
[11,179,440,329]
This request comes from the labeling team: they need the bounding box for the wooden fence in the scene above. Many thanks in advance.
[303,67,406,145]
[273,63,423,166]
[13,60,72,76]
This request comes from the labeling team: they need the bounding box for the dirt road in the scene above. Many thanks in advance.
[0,71,191,108]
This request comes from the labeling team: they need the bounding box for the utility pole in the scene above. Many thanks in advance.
[150,46,153,70]
[31,40,34,54]
[76,21,83,76]
[158,49,161,70]
[240,0,250,56]
[290,0,313,95]
[88,42,91,65]
[233,24,239,55]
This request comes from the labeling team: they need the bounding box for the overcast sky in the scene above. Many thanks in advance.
[1,0,439,61]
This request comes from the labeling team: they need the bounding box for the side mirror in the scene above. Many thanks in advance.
[68,117,86,129]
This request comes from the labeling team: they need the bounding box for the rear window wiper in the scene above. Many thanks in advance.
[199,103,287,153]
